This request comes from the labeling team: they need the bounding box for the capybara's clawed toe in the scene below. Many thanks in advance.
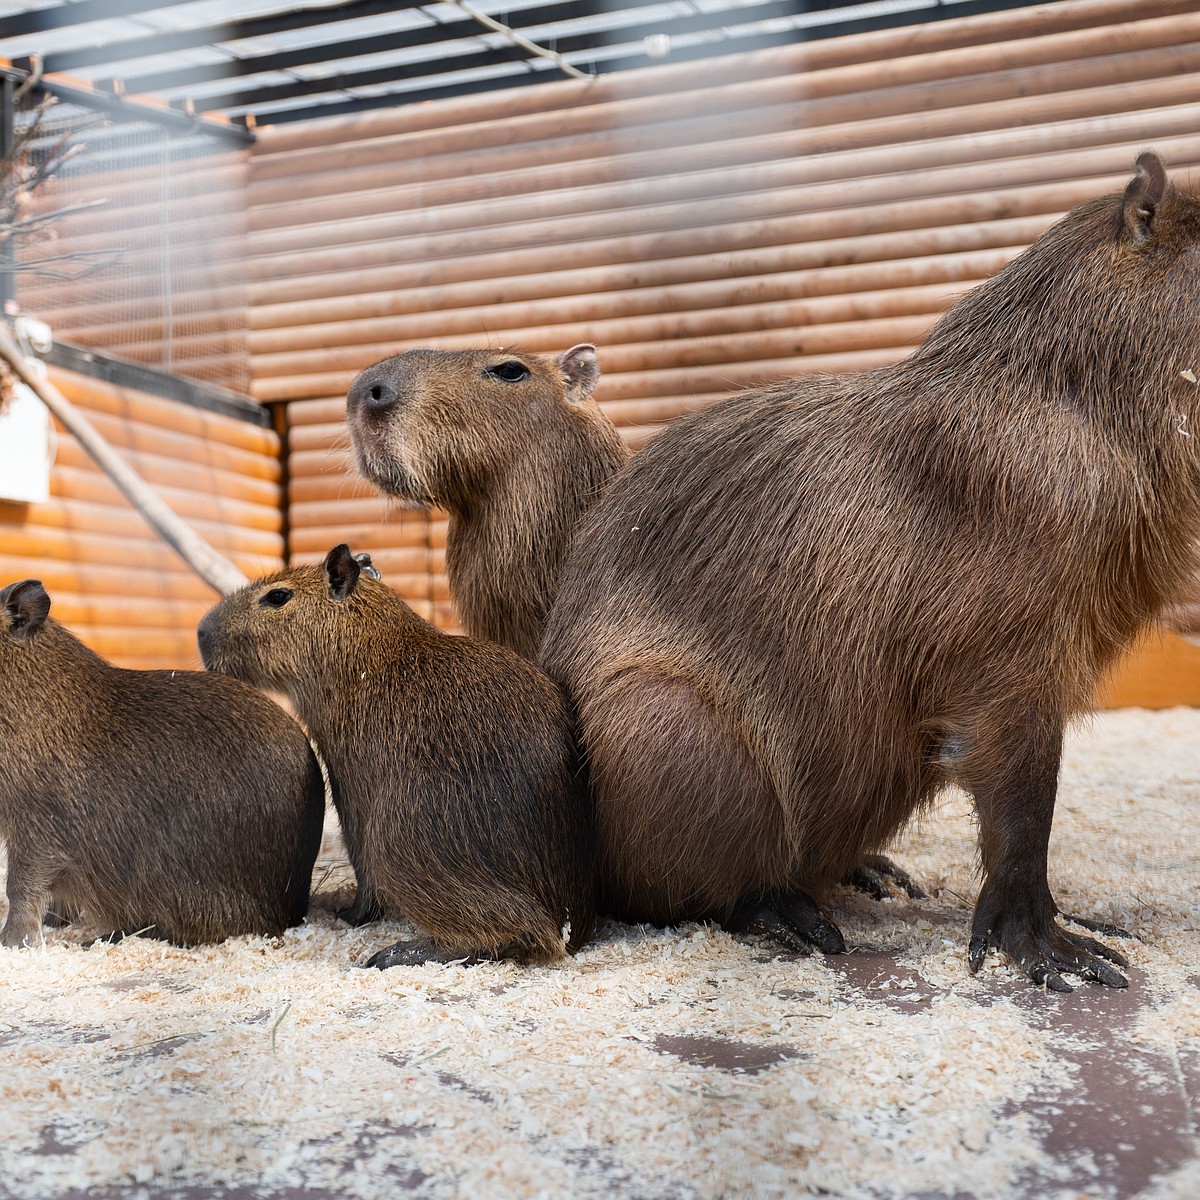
[1062,912,1135,940]
[365,939,483,969]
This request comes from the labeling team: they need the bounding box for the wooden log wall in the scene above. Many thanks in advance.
[0,366,283,670]
[249,0,1200,656]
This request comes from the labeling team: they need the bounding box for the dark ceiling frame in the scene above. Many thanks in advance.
[98,0,816,96]
[252,0,1048,126]
[5,0,1059,127]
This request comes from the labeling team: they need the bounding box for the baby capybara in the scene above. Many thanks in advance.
[197,544,594,966]
[346,344,629,660]
[542,151,1200,992]
[0,579,324,947]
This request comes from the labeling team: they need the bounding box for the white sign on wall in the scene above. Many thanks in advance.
[0,382,53,504]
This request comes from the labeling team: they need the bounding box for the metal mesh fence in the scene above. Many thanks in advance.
[9,90,250,394]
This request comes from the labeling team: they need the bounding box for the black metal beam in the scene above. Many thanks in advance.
[252,0,1054,126]
[0,69,255,146]
[42,0,425,73]
[0,75,15,314]
[197,44,535,113]
[0,0,195,41]
[46,342,271,428]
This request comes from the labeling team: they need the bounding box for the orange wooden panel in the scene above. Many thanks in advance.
[1098,632,1200,709]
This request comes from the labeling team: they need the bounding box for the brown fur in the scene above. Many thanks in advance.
[541,153,1200,990]
[346,344,629,660]
[0,579,324,947]
[198,545,595,966]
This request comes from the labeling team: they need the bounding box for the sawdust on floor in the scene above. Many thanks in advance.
[1,708,1198,1199]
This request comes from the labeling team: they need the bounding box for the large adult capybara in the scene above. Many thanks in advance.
[0,579,325,947]
[346,344,629,660]
[541,152,1200,992]
[198,544,595,967]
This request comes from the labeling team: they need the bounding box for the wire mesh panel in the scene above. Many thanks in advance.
[9,91,250,393]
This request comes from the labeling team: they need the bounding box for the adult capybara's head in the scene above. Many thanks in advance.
[345,344,600,509]
[927,152,1200,410]
[0,579,51,650]
[198,544,392,696]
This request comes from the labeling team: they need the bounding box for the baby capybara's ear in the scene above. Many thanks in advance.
[1,578,50,641]
[556,343,600,404]
[323,544,361,601]
[1123,151,1168,245]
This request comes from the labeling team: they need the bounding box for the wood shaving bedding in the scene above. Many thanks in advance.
[1,709,1198,1199]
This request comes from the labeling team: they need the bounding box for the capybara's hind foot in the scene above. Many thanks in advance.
[728,892,846,956]
[844,855,926,901]
[365,939,485,969]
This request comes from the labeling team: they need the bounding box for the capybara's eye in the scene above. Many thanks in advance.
[259,588,294,609]
[485,360,530,383]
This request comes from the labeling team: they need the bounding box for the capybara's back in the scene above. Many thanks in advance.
[542,153,1200,991]
[0,579,325,947]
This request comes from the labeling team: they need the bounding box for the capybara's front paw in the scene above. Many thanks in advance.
[729,891,846,956]
[968,889,1128,992]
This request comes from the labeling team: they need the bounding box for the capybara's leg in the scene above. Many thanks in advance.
[2,844,52,948]
[337,882,385,927]
[579,667,790,928]
[963,708,1126,992]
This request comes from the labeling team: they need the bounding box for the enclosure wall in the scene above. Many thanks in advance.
[247,0,1200,697]
[0,366,283,670]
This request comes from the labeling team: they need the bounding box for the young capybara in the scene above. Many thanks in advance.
[197,544,595,967]
[0,579,325,947]
[345,344,629,660]
[541,151,1200,992]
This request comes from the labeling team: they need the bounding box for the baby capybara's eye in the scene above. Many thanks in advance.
[485,361,530,383]
[259,588,294,609]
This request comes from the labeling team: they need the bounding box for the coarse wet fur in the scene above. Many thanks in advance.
[198,545,595,967]
[346,344,629,660]
[0,579,325,948]
[541,152,1200,993]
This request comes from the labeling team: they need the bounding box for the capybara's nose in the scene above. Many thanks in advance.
[348,370,398,413]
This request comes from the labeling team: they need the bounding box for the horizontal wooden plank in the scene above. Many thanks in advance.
[52,465,281,534]
[1,497,282,558]
[245,174,1111,310]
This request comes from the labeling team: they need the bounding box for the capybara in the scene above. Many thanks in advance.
[346,344,629,660]
[197,544,595,966]
[0,579,324,947]
[541,152,1200,992]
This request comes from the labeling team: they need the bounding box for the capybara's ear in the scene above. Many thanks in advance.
[1,578,51,641]
[556,344,600,403]
[1123,151,1168,245]
[323,544,361,601]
